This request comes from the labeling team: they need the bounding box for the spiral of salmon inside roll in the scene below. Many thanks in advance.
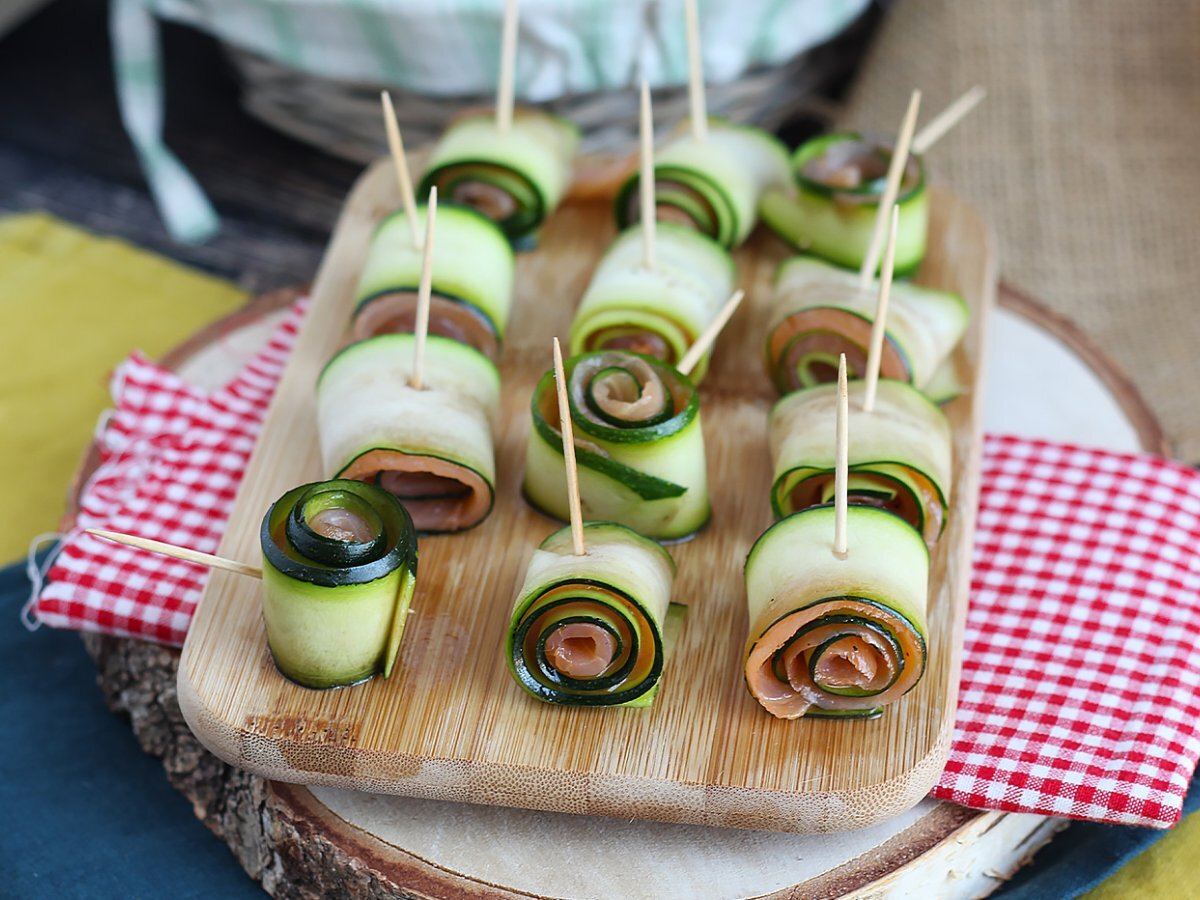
[746,598,926,719]
[798,137,922,203]
[568,352,678,431]
[621,171,727,243]
[423,163,540,240]
[743,505,929,719]
[766,305,910,394]
[509,582,663,705]
[780,471,944,549]
[352,292,500,361]
[582,326,678,364]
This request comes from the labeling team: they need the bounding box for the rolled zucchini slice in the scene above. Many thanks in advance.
[260,479,418,689]
[568,222,734,382]
[615,118,790,249]
[744,505,929,719]
[506,521,675,707]
[759,132,929,275]
[352,202,515,360]
[317,333,500,534]
[523,350,710,541]
[764,256,967,397]
[769,380,952,548]
[418,108,579,246]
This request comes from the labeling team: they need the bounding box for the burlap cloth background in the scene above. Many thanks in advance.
[839,0,1200,460]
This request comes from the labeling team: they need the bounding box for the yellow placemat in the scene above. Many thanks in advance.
[0,212,244,562]
[1085,811,1200,899]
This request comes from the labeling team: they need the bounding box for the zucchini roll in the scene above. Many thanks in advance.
[506,522,675,707]
[567,222,734,382]
[260,479,418,689]
[317,333,500,533]
[524,350,709,541]
[764,257,967,398]
[615,119,790,249]
[418,108,579,246]
[769,380,951,548]
[744,505,929,719]
[759,132,928,275]
[352,202,515,360]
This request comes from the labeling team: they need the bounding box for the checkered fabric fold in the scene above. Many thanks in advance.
[35,301,305,644]
[32,304,1200,826]
[929,435,1200,827]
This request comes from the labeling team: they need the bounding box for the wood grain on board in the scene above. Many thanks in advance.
[178,161,996,833]
[75,280,1165,899]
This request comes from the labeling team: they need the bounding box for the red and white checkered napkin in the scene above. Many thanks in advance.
[32,305,1200,826]
[35,300,307,645]
[930,435,1200,827]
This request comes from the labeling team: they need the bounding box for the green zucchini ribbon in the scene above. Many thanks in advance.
[523,350,711,540]
[743,506,929,719]
[506,523,675,707]
[417,110,578,246]
[260,479,418,689]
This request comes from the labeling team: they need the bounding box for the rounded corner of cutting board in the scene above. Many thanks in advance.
[177,645,248,773]
[759,722,955,834]
[838,736,954,831]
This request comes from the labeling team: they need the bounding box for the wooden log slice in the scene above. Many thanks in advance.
[71,281,1164,899]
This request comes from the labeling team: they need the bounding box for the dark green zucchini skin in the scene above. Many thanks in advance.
[759,131,929,276]
[743,505,929,720]
[262,480,416,587]
[505,522,676,708]
[260,479,418,689]
[416,110,579,247]
[522,350,711,540]
[613,118,791,249]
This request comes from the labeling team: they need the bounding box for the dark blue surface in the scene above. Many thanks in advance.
[0,558,262,899]
[994,771,1200,899]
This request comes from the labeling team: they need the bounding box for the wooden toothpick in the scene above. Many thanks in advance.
[833,354,849,560]
[86,528,263,580]
[552,338,586,556]
[639,79,657,270]
[677,289,745,376]
[410,186,438,391]
[380,90,420,247]
[496,0,520,135]
[683,0,707,142]
[858,89,921,290]
[862,204,900,413]
[912,85,986,155]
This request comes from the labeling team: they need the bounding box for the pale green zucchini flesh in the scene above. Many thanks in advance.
[506,522,677,707]
[614,119,790,249]
[523,350,710,541]
[260,479,418,689]
[743,505,929,719]
[418,109,579,246]
[758,132,928,275]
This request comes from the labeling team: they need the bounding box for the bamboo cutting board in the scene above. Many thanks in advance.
[178,160,995,834]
